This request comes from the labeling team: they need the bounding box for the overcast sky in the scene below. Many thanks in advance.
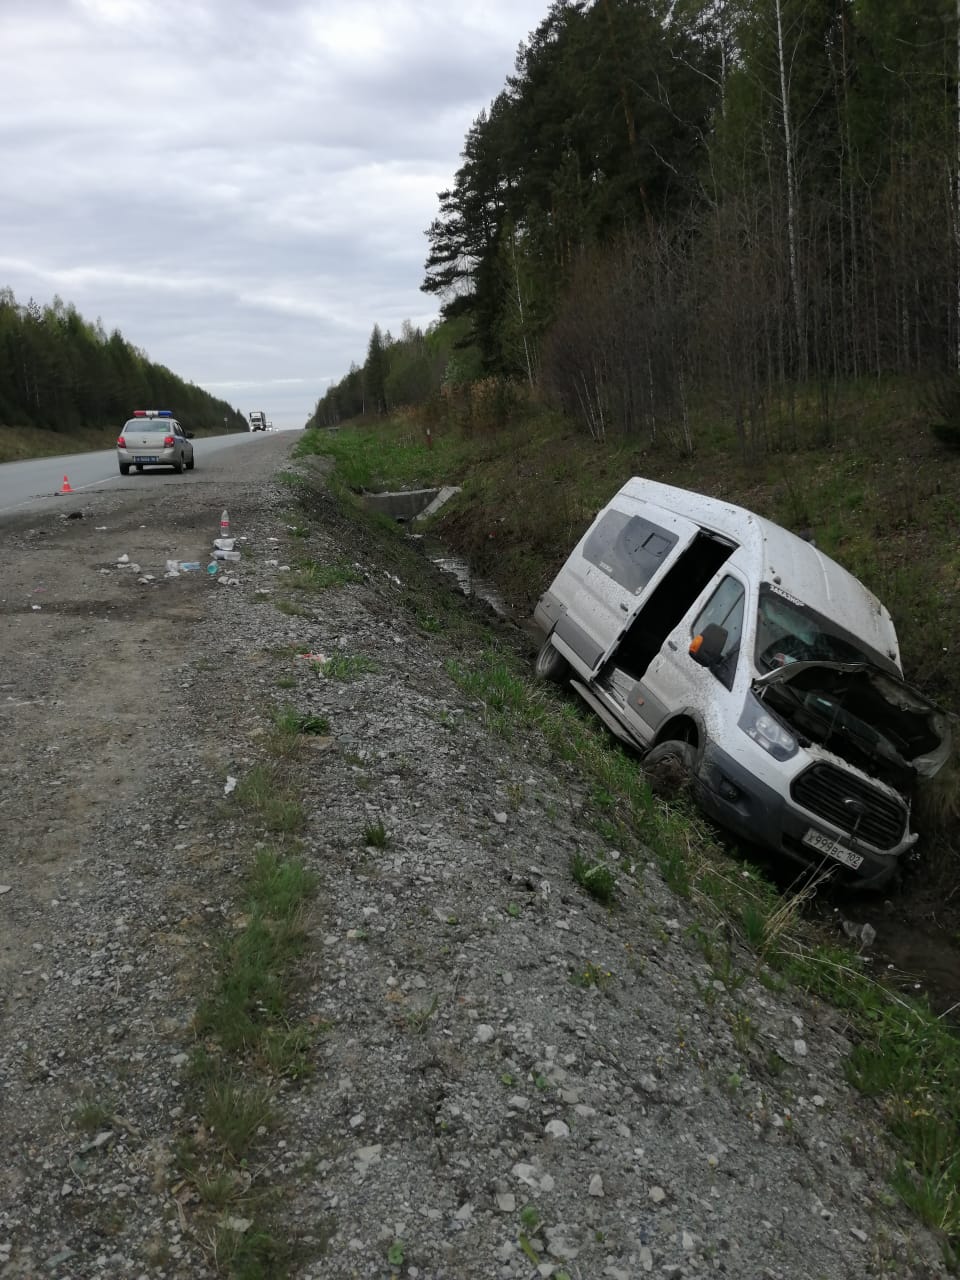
[0,0,548,428]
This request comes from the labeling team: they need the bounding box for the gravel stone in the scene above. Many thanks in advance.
[0,441,950,1278]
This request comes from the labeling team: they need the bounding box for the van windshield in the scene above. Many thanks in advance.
[754,585,896,674]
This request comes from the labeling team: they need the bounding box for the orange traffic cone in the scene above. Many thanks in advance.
[61,475,73,494]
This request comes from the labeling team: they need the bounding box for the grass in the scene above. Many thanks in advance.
[270,703,330,744]
[571,852,617,904]
[320,653,377,681]
[362,818,390,848]
[203,1079,276,1160]
[295,422,465,493]
[570,962,612,989]
[72,1097,113,1133]
[235,765,306,833]
[275,598,310,617]
[0,424,116,463]
[193,851,316,1058]
[177,847,318,1274]
[285,559,363,591]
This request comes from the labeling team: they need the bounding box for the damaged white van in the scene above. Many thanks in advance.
[534,478,950,887]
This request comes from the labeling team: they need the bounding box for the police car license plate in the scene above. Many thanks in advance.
[134,455,158,463]
[803,827,863,870]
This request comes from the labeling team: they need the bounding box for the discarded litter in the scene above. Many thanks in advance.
[213,537,235,551]
[164,560,180,578]
[213,550,241,562]
[220,509,230,536]
[95,526,107,532]
[31,605,41,612]
[297,652,327,663]
[207,562,219,576]
[178,562,201,572]
[217,576,241,587]
[224,776,238,795]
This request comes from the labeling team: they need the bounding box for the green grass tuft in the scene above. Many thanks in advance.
[571,852,616,904]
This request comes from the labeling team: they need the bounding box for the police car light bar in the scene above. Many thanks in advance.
[133,409,174,418]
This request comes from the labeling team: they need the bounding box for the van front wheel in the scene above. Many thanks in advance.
[534,638,569,684]
[643,740,696,797]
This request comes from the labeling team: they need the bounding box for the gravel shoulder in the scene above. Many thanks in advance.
[0,441,948,1279]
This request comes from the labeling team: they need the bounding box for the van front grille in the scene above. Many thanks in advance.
[791,764,906,851]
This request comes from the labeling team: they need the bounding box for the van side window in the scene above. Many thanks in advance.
[583,511,679,594]
[692,576,745,689]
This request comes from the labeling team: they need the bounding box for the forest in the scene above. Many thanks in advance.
[310,0,960,450]
[0,289,246,434]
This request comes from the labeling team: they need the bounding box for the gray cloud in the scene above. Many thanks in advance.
[0,0,545,427]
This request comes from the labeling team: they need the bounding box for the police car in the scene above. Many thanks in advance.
[117,410,195,475]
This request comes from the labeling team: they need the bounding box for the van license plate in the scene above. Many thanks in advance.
[803,827,863,870]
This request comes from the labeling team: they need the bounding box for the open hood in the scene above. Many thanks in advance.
[754,661,952,784]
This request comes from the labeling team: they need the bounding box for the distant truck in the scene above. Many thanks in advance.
[249,411,267,432]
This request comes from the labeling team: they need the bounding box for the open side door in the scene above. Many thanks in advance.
[551,503,703,675]
[606,531,737,680]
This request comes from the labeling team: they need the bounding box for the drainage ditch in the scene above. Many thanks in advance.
[362,486,511,618]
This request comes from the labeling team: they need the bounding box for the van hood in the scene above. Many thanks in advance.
[754,661,951,785]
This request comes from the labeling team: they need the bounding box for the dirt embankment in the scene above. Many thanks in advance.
[0,442,949,1278]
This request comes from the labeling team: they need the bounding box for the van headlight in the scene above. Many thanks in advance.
[739,693,798,760]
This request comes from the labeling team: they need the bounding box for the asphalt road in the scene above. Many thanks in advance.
[0,428,301,519]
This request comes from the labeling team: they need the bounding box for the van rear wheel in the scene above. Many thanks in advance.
[534,638,569,683]
[643,740,696,797]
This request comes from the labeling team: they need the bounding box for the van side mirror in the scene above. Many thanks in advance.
[690,623,727,668]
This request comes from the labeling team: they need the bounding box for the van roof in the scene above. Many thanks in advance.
[616,477,901,668]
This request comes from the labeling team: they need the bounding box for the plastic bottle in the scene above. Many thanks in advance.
[220,509,230,536]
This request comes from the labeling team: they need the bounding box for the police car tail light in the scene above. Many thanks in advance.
[117,435,126,448]
[163,435,175,448]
